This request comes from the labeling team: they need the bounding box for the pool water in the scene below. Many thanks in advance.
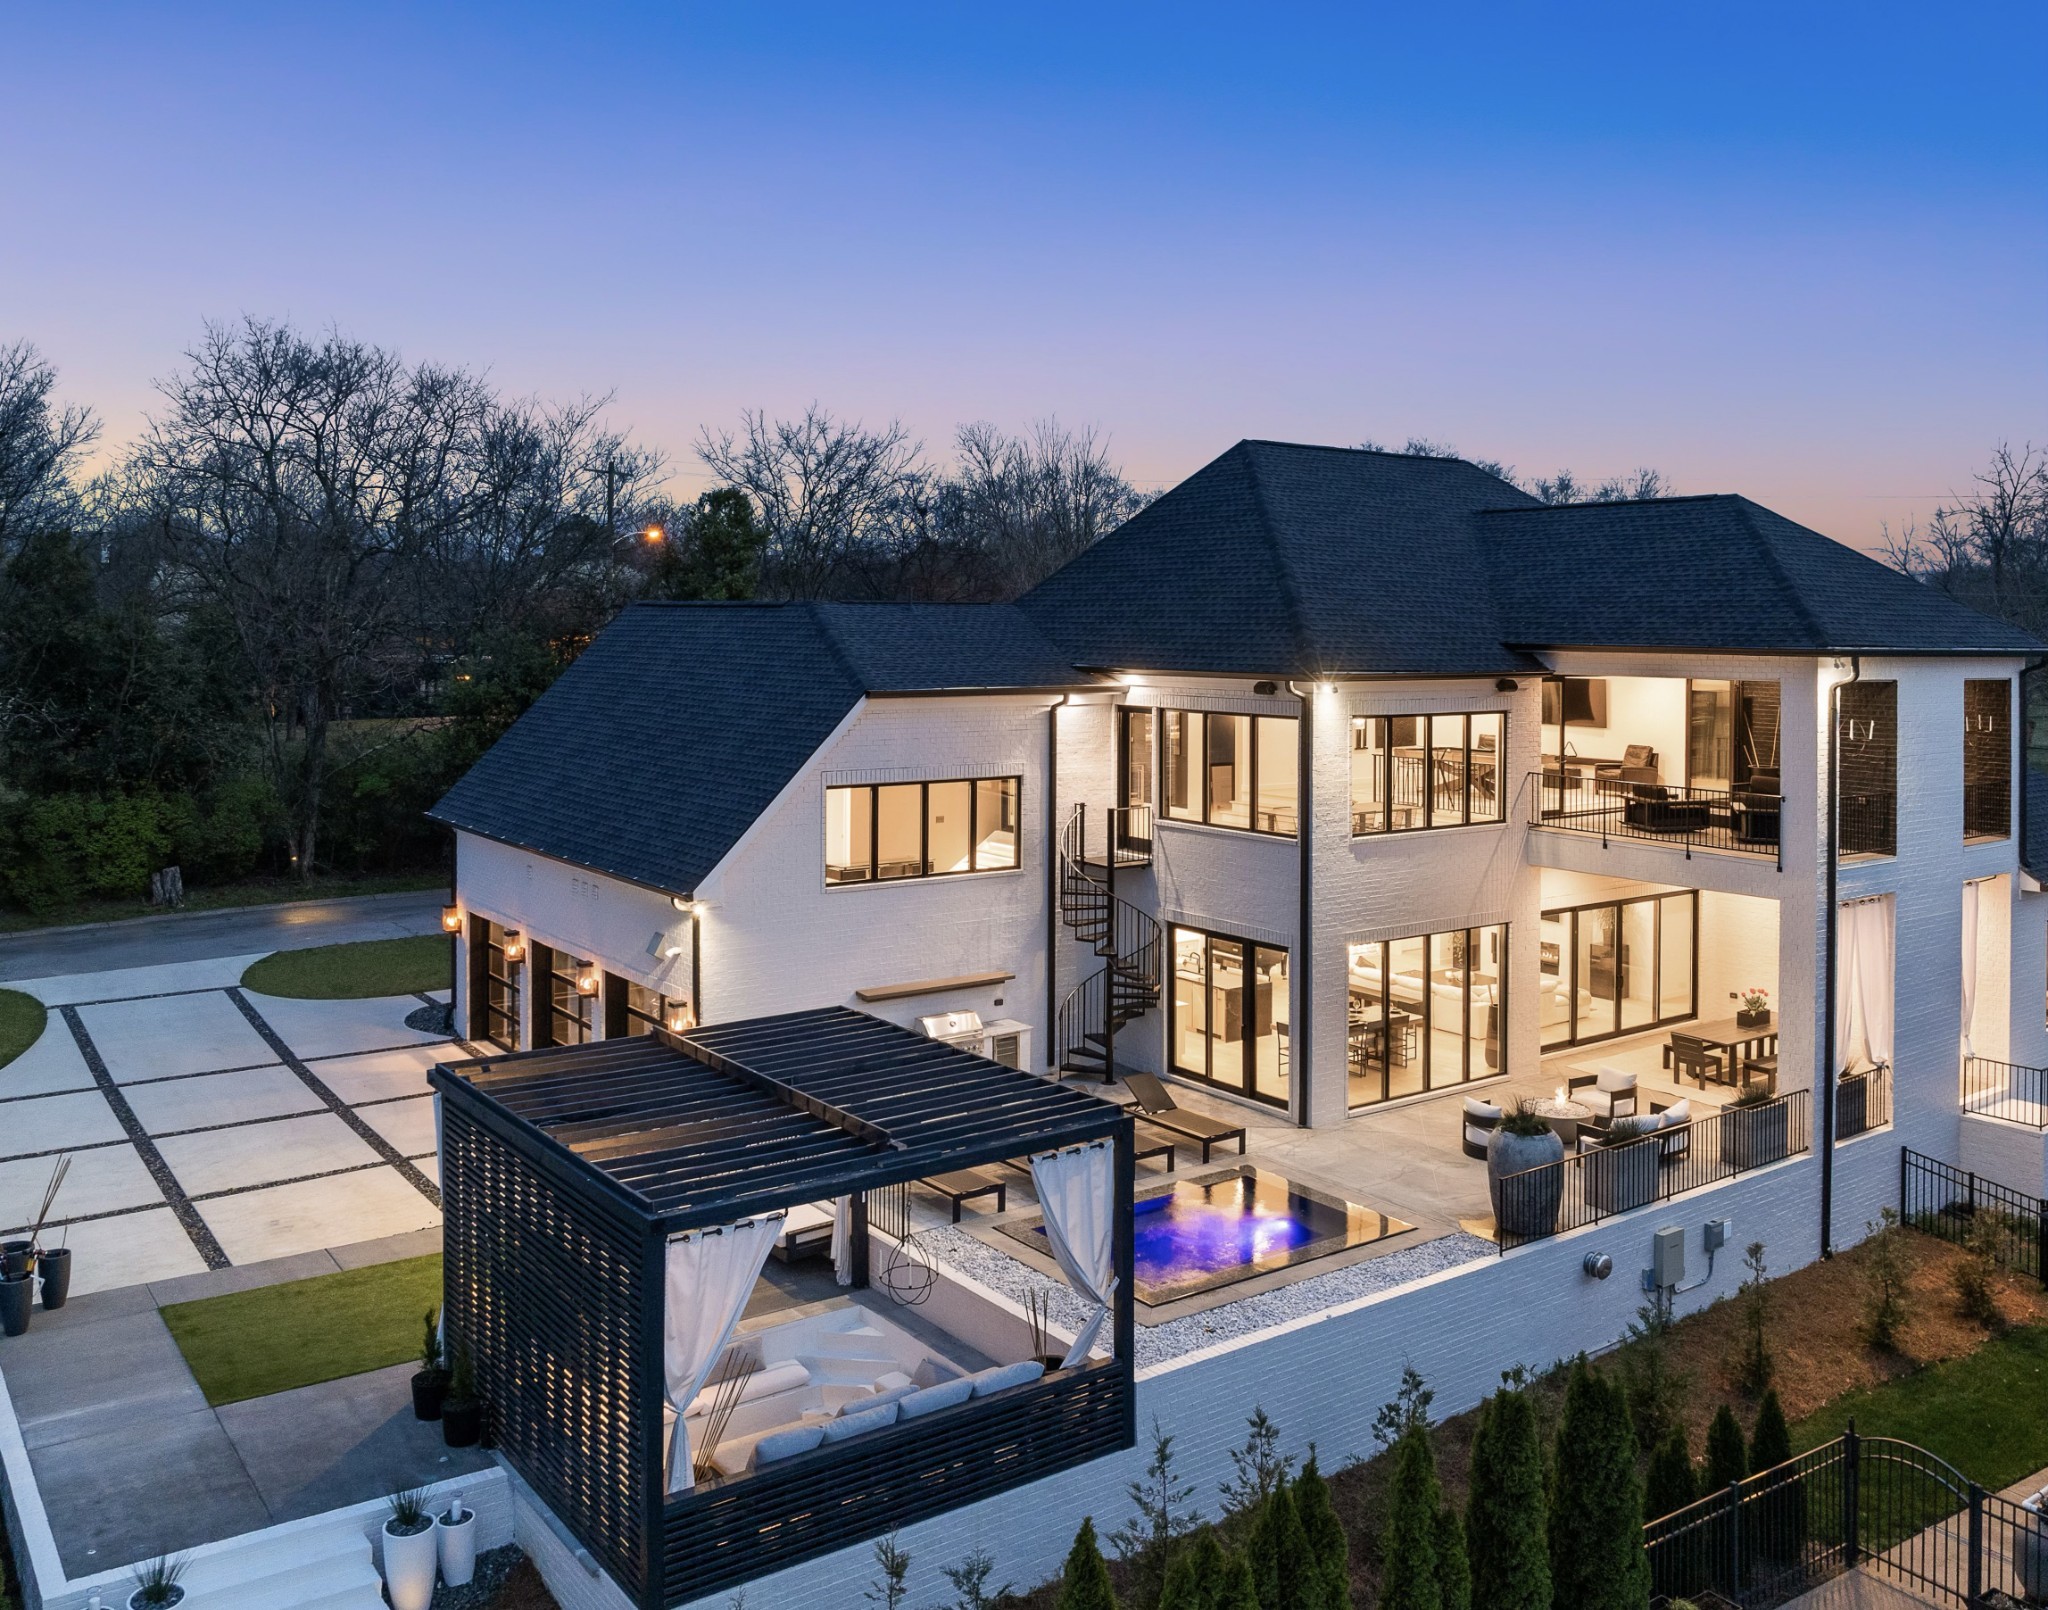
[1009,1165,1414,1305]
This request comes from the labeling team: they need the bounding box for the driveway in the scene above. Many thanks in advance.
[0,889,444,982]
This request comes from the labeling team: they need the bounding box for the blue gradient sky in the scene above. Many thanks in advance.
[4,2,2042,546]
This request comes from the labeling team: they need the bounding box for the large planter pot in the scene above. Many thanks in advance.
[382,1518,439,1610]
[2014,1493,2048,1601]
[0,1240,31,1280]
[437,1499,478,1587]
[0,1273,32,1338]
[1836,1074,1870,1139]
[411,1367,447,1421]
[1487,1127,1566,1239]
[1720,1098,1790,1170]
[37,1246,70,1310]
[442,1398,482,1448]
[1584,1134,1659,1215]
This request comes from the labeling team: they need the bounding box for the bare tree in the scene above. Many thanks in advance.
[0,341,99,555]
[1359,437,1672,504]
[1884,443,2048,633]
[945,419,1150,595]
[696,406,922,599]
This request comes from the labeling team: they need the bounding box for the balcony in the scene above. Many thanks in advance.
[1532,771,1782,861]
[1963,1056,2048,1129]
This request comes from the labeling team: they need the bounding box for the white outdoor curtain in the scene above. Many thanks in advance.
[1028,1141,1117,1368]
[662,1215,782,1492]
[1961,879,1983,1058]
[1837,896,1895,1075]
[831,1196,854,1287]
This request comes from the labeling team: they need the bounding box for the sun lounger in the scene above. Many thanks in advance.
[1122,1073,1248,1163]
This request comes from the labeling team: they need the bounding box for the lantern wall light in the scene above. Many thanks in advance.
[440,905,462,933]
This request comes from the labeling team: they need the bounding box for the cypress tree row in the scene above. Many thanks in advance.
[1292,1456,1352,1610]
[1749,1390,1791,1474]
[1246,1482,1310,1610]
[1464,1382,1551,1610]
[1057,1517,1119,1610]
[1748,1388,1805,1560]
[1705,1404,1748,1492]
[1646,1423,1697,1521]
[1378,1426,1444,1610]
[1547,1357,1651,1610]
[1434,1503,1471,1610]
[1216,1550,1260,1610]
[1159,1532,1227,1610]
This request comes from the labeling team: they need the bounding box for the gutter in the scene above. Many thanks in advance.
[1288,680,1316,1129]
[1819,654,1860,1258]
[1046,693,1071,1072]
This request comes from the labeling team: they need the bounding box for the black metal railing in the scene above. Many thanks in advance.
[1963,777,2013,840]
[1901,1148,2045,1284]
[1839,789,1898,857]
[1530,771,1783,860]
[1963,1055,2048,1129]
[1493,1090,1812,1252]
[1645,1424,2048,1607]
[1056,804,1162,1082]
[1835,1064,1891,1140]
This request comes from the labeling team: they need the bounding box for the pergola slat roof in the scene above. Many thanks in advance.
[434,1005,1125,1230]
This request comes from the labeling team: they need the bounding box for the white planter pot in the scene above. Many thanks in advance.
[437,1503,478,1587]
[128,1590,185,1610]
[382,1519,439,1610]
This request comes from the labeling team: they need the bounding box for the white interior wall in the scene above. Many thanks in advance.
[1698,890,1783,1053]
[1970,874,2013,1064]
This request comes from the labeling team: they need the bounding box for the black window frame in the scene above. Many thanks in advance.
[1344,924,1508,1109]
[471,916,523,1052]
[1349,711,1506,836]
[824,775,1024,886]
[1963,678,2013,840]
[604,972,689,1037]
[1156,708,1298,837]
[535,943,595,1049]
[1167,923,1291,1109]
[1536,891,1698,1052]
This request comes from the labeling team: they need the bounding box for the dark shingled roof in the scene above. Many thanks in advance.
[1019,439,1549,677]
[1478,495,2043,655]
[429,601,1092,895]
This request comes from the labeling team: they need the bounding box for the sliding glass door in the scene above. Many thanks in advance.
[1169,925,1290,1109]
[1539,891,1697,1050]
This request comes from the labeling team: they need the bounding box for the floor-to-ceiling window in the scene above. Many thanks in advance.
[1539,891,1697,1050]
[1345,925,1505,1108]
[1964,679,2013,840]
[1121,708,1154,810]
[469,918,522,1051]
[535,944,594,1047]
[1169,925,1290,1108]
[1159,710,1297,836]
[603,975,691,1037]
[1350,712,1503,833]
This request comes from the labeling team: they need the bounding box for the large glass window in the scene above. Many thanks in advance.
[1346,925,1505,1109]
[1169,925,1291,1108]
[1539,891,1698,1050]
[1158,709,1296,836]
[824,777,1023,884]
[605,975,691,1037]
[470,917,522,1051]
[1351,712,1505,834]
[1121,708,1154,810]
[1964,679,2012,840]
[537,944,594,1048]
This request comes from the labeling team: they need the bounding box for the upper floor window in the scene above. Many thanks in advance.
[1838,681,1897,857]
[825,777,1021,884]
[1964,679,2012,840]
[1161,710,1297,835]
[1351,712,1503,834]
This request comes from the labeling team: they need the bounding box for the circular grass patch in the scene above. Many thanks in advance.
[241,934,454,1000]
[0,988,47,1069]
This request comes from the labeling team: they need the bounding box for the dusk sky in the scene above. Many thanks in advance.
[5,2,2043,547]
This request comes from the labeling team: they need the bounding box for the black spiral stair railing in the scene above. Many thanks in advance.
[1056,803,1161,1083]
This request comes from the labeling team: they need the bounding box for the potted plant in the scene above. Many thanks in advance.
[436,1491,478,1588]
[127,1552,188,1609]
[441,1344,481,1448]
[1735,986,1771,1029]
[412,1306,447,1420]
[1488,1101,1566,1238]
[1837,1068,1872,1138]
[2014,1486,2048,1601]
[1720,1083,1790,1170]
[381,1488,438,1610]
[0,1265,32,1338]
[23,1157,71,1311]
[1584,1118,1661,1214]
[0,1240,30,1280]
[1024,1290,1062,1373]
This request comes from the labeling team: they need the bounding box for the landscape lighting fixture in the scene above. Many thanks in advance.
[503,932,526,963]
[576,972,599,996]
[440,905,462,933]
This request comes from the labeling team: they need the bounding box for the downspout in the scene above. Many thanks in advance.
[1288,680,1316,1129]
[1820,655,1860,1259]
[1046,694,1071,1073]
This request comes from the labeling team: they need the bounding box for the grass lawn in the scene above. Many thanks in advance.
[241,933,453,999]
[1794,1323,2048,1491]
[0,989,46,1069]
[161,1253,443,1406]
[0,871,447,934]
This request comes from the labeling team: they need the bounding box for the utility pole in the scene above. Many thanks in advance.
[604,456,617,541]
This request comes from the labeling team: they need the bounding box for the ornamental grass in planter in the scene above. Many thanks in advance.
[383,1488,438,1610]
[1488,1101,1566,1238]
[1585,1118,1661,1215]
[127,1552,188,1609]
[1719,1084,1790,1171]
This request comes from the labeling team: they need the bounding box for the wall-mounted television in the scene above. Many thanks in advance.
[1541,677,1608,729]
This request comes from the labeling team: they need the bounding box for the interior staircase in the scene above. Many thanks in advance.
[1056,803,1162,1083]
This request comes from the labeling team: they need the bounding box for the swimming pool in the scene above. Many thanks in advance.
[1004,1165,1414,1305]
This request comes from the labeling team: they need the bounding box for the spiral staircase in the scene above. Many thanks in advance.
[1055,803,1162,1083]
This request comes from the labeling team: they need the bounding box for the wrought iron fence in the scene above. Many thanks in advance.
[1645,1425,2048,1608]
[1901,1147,2045,1284]
[1963,1055,2048,1129]
[1493,1089,1812,1252]
[1836,1063,1891,1139]
[1530,771,1782,860]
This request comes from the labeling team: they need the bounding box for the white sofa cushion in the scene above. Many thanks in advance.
[684,1360,810,1419]
[1463,1098,1502,1122]
[1596,1068,1636,1094]
[969,1360,1046,1398]
[749,1422,826,1468]
[820,1400,899,1443]
[897,1376,975,1419]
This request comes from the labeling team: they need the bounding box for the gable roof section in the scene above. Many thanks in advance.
[1019,440,1548,677]
[1479,495,2042,655]
[430,601,1092,896]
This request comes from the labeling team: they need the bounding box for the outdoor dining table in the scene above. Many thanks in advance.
[1661,1015,1779,1081]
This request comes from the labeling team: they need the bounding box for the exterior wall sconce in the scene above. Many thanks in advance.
[1496,678,1519,693]
[503,932,526,964]
[670,895,698,914]
[666,1005,697,1033]
[1253,680,1278,696]
[576,972,599,997]
[440,905,462,933]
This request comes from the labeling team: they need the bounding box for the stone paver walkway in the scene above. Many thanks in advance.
[1,955,462,1291]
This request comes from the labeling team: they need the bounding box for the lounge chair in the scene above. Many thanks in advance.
[1461,1097,1501,1160]
[1568,1068,1639,1125]
[1122,1073,1248,1163]
[918,1168,1007,1223]
[771,1200,836,1263]
[1647,1098,1693,1161]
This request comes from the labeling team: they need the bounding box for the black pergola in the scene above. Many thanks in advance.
[432,1006,1137,1609]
